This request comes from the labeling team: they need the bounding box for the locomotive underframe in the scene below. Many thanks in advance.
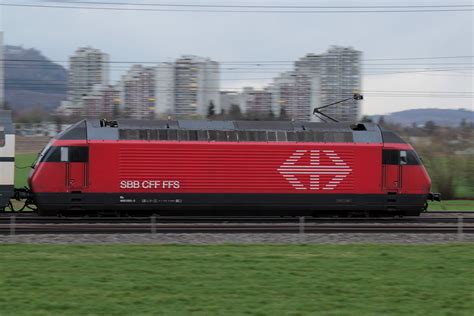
[32,192,427,216]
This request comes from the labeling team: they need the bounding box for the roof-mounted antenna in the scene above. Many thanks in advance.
[313,92,363,123]
[100,119,118,128]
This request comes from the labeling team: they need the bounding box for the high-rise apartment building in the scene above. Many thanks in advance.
[271,71,297,119]
[155,62,175,117]
[240,87,273,117]
[82,84,121,118]
[317,46,362,122]
[274,46,361,122]
[120,64,156,119]
[219,91,241,114]
[294,54,322,122]
[174,56,220,118]
[68,47,109,105]
[271,56,320,122]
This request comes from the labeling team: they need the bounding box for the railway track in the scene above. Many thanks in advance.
[0,211,473,223]
[1,223,473,234]
[0,215,473,234]
[1,212,473,235]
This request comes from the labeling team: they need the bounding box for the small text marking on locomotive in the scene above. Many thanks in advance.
[120,180,181,190]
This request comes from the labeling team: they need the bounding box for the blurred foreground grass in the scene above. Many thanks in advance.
[0,244,473,316]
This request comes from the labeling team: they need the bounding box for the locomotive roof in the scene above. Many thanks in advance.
[56,119,406,144]
[99,119,376,132]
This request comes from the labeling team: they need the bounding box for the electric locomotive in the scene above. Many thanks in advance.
[23,117,439,216]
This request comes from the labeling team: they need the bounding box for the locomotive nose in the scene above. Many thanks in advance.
[418,156,441,203]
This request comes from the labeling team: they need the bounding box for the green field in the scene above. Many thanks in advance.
[428,200,474,211]
[14,153,36,188]
[0,244,473,315]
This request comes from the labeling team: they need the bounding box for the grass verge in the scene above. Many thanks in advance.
[0,244,473,315]
[428,200,474,211]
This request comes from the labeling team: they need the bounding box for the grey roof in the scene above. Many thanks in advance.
[112,119,380,132]
[82,119,384,143]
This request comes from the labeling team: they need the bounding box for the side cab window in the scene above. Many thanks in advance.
[400,150,408,165]
[43,146,89,163]
[383,149,420,165]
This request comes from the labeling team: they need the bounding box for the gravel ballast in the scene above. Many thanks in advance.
[1,233,473,244]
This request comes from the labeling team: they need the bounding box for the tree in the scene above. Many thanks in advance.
[459,118,473,131]
[464,155,474,197]
[228,104,242,120]
[207,101,216,118]
[52,114,64,135]
[424,120,437,134]
[267,109,275,120]
[112,98,121,119]
[2,101,11,110]
[14,106,49,123]
[377,116,385,126]
[279,106,289,121]
[430,156,456,199]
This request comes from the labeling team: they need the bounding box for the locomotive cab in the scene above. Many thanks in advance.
[28,121,90,214]
[380,128,435,214]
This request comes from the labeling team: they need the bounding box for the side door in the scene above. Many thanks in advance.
[382,149,402,192]
[61,146,89,191]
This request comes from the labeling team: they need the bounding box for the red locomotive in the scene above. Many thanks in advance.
[25,118,439,216]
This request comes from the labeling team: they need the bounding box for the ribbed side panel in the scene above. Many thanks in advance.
[119,143,356,193]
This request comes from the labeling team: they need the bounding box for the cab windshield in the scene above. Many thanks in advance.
[31,139,54,169]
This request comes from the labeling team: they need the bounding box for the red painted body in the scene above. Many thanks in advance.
[30,140,431,196]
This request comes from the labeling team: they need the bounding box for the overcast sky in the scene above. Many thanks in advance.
[0,0,472,115]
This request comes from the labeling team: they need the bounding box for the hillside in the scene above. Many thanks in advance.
[5,45,67,111]
[370,108,473,127]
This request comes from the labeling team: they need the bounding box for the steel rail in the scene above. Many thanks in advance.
[1,223,473,234]
[0,216,473,224]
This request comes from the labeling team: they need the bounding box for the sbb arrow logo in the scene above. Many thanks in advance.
[277,150,352,191]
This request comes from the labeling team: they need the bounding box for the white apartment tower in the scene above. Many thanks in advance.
[271,71,297,119]
[155,62,175,117]
[275,47,361,122]
[174,56,220,118]
[317,46,362,122]
[120,64,156,119]
[294,54,322,122]
[219,91,241,114]
[239,87,272,116]
[82,84,121,118]
[68,47,109,105]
